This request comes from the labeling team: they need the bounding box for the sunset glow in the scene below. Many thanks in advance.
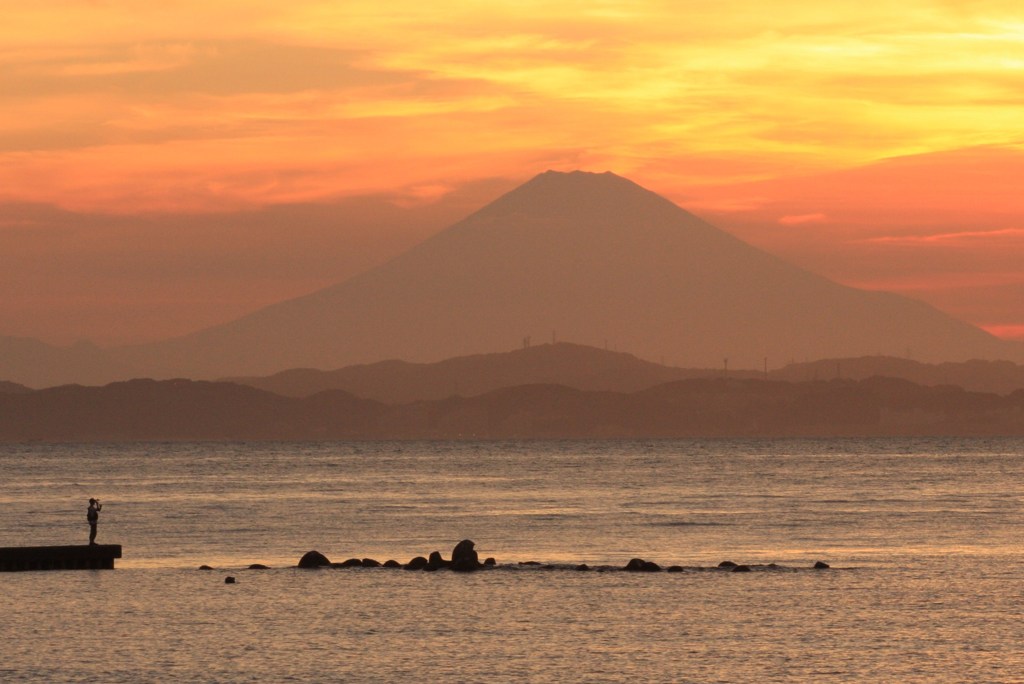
[3,0,1023,345]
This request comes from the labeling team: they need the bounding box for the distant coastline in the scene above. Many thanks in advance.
[2,371,1022,442]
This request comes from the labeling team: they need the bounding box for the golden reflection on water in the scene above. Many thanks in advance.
[3,438,1024,680]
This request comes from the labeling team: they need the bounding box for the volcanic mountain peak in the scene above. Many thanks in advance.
[464,169,707,234]
[21,168,1021,384]
[485,170,654,211]
[396,168,747,291]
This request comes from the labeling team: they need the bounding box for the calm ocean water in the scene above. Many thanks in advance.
[2,438,1023,682]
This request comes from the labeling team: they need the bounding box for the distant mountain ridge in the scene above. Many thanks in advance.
[2,375,1022,441]
[0,336,140,388]
[222,342,760,402]
[7,341,1024,399]
[0,379,32,394]
[225,342,1024,401]
[772,356,1024,395]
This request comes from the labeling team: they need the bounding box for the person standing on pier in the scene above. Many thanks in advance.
[87,498,102,545]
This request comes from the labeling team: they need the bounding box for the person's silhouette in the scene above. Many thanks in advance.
[87,498,102,545]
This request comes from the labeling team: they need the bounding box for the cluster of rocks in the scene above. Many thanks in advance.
[522,558,831,572]
[297,539,495,573]
[717,559,830,572]
[205,540,833,575]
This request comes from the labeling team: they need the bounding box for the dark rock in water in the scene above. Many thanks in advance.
[383,559,401,568]
[732,564,752,572]
[483,557,496,566]
[248,563,270,570]
[297,550,331,568]
[427,550,450,570]
[422,565,439,572]
[625,558,660,572]
[451,539,482,572]
[519,561,542,566]
[575,564,591,571]
[224,576,236,584]
[198,565,214,570]
[718,560,738,568]
[405,556,428,570]
[336,558,362,568]
[666,565,683,573]
[361,558,381,568]
[814,561,830,569]
[452,539,479,563]
[625,558,646,571]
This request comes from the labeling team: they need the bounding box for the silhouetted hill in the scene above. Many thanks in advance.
[2,376,1022,441]
[0,379,382,441]
[224,342,756,401]
[0,336,136,388]
[771,356,1024,395]
[225,343,1024,401]
[0,380,32,394]
[115,169,1022,381]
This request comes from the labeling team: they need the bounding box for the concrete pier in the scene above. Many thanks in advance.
[0,544,122,571]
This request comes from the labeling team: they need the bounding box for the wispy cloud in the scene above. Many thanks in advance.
[843,271,1024,292]
[861,228,1024,245]
[3,1,1024,211]
[778,213,828,225]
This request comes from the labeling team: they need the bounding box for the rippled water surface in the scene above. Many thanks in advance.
[2,438,1023,682]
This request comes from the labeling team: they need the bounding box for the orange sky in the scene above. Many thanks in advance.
[2,1,1023,345]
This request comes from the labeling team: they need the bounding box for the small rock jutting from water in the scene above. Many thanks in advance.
[405,556,428,570]
[198,565,213,570]
[384,559,401,568]
[732,565,752,572]
[426,550,449,570]
[624,558,662,572]
[718,560,737,568]
[814,561,830,569]
[297,550,331,568]
[248,564,269,570]
[451,539,482,572]
[224,576,236,584]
